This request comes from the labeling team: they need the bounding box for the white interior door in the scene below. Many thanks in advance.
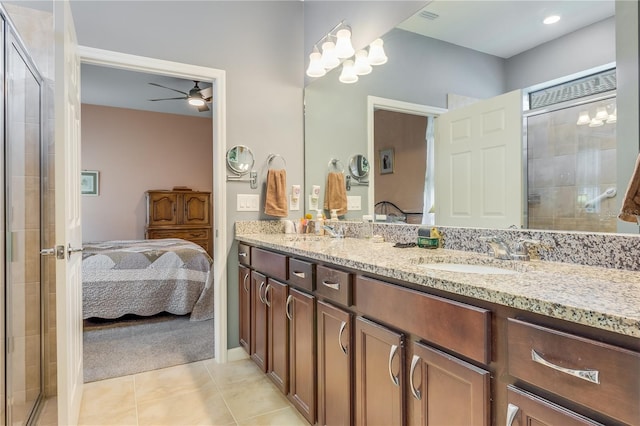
[435,90,523,228]
[54,1,83,424]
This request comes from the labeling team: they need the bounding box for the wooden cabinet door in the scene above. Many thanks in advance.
[317,300,352,426]
[182,192,210,225]
[288,288,316,424]
[355,317,404,426]
[147,192,178,226]
[407,341,490,426]
[250,271,268,372]
[238,265,251,354]
[506,386,602,426]
[267,278,289,394]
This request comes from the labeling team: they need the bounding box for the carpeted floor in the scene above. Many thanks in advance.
[83,312,214,383]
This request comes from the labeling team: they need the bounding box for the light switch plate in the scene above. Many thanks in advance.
[347,195,362,211]
[237,194,260,211]
[289,195,300,211]
[308,196,319,211]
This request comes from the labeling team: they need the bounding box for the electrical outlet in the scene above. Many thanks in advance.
[237,194,259,211]
[347,195,362,211]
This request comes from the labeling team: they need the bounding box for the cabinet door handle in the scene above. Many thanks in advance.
[322,280,340,290]
[264,284,271,307]
[243,273,249,292]
[338,321,348,355]
[531,349,600,384]
[409,354,421,400]
[285,295,293,321]
[506,403,519,426]
[239,252,247,258]
[292,271,306,279]
[388,344,400,387]
[258,281,266,304]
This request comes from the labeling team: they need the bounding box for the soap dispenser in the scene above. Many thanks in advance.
[315,209,325,236]
[330,209,339,222]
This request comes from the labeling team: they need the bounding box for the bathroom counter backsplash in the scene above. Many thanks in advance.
[235,221,640,338]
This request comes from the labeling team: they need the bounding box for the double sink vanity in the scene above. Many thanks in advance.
[235,221,639,426]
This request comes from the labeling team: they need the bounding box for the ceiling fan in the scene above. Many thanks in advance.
[148,80,213,112]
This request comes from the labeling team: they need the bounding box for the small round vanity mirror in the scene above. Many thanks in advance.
[226,145,255,175]
[349,154,370,181]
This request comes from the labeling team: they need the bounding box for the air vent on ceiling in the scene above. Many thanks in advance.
[419,10,439,20]
[529,68,616,110]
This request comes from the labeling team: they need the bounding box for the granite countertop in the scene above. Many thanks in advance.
[236,233,640,338]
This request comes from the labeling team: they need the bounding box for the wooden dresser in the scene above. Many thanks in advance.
[144,189,212,256]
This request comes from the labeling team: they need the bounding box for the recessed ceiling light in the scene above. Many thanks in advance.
[543,15,561,25]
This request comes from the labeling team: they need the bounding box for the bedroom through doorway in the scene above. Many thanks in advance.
[78,58,218,382]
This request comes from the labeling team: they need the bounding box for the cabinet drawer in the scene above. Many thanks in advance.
[238,243,251,266]
[252,248,287,281]
[316,265,352,307]
[288,258,315,292]
[507,318,640,425]
[147,228,210,240]
[355,276,491,364]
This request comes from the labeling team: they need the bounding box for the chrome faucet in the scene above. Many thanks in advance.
[479,236,513,260]
[323,225,344,238]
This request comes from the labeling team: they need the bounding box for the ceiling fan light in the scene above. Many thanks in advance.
[321,41,340,69]
[368,38,387,66]
[543,15,561,25]
[576,111,591,125]
[354,50,372,75]
[335,27,355,58]
[188,97,205,107]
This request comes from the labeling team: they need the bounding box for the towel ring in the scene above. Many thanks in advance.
[267,153,287,169]
[328,158,344,173]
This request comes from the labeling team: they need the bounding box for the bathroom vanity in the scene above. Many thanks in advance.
[236,229,639,426]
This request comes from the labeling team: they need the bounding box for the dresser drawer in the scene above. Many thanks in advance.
[288,258,315,292]
[238,243,251,266]
[147,228,210,240]
[507,318,640,425]
[251,248,287,282]
[316,265,352,306]
[355,276,491,364]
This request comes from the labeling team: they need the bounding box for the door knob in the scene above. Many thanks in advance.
[67,243,83,257]
[40,245,65,260]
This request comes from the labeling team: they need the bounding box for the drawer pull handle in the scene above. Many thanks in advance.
[409,355,422,400]
[506,403,519,426]
[243,273,249,292]
[258,281,266,304]
[239,252,247,257]
[531,349,600,384]
[285,295,293,321]
[338,321,348,355]
[292,271,306,279]
[388,344,400,387]
[322,280,340,290]
[264,284,271,307]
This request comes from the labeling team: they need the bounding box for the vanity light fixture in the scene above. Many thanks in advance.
[576,111,591,125]
[594,106,609,120]
[588,118,604,127]
[543,15,561,25]
[306,21,388,83]
[606,107,617,123]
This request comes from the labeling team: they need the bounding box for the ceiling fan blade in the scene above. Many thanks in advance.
[149,97,187,101]
[148,82,188,96]
[197,103,210,112]
[199,86,213,101]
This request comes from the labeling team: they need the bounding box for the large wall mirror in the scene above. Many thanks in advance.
[304,1,639,234]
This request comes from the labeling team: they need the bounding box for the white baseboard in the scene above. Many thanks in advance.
[226,347,249,362]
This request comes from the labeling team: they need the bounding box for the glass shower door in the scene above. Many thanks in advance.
[5,31,43,425]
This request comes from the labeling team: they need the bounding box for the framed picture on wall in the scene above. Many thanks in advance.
[81,170,100,196]
[379,148,394,174]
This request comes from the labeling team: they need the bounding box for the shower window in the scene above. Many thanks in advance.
[526,95,617,232]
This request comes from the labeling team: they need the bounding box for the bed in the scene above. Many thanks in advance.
[82,238,213,321]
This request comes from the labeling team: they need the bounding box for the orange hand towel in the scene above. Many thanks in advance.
[619,154,640,223]
[264,169,288,217]
[323,172,348,216]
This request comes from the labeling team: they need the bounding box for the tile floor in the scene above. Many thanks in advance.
[36,358,311,426]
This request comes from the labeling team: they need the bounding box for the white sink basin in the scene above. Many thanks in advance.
[419,263,519,275]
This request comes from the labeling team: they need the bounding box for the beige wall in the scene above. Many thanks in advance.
[374,110,427,223]
[81,104,213,242]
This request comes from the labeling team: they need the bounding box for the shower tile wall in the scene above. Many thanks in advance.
[527,98,617,232]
